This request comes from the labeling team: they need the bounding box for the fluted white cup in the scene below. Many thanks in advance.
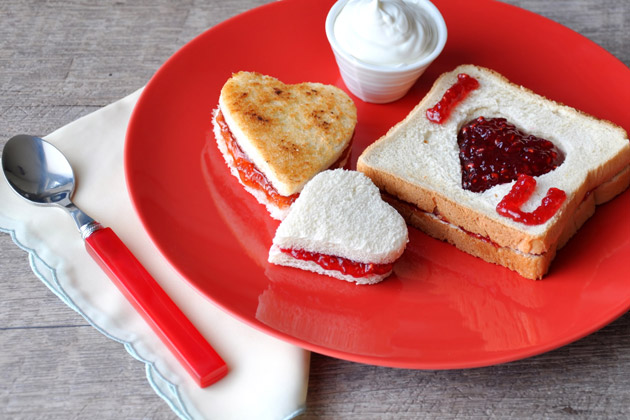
[325,0,447,104]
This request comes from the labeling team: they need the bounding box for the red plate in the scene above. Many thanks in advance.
[125,0,630,368]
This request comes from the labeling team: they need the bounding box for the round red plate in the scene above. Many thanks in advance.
[125,0,630,368]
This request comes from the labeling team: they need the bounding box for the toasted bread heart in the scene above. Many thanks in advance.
[219,72,356,196]
[268,169,408,284]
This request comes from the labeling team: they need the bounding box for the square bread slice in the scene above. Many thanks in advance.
[357,64,630,279]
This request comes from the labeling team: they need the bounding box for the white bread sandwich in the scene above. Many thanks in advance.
[213,71,357,220]
[357,64,630,280]
[268,169,408,285]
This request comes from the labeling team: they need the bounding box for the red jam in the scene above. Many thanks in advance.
[466,230,500,248]
[430,208,499,247]
[426,73,480,124]
[216,110,351,210]
[216,110,299,209]
[281,248,393,278]
[458,116,565,193]
[496,174,566,225]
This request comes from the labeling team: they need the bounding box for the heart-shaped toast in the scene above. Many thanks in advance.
[218,72,356,197]
[457,116,565,193]
[268,169,408,285]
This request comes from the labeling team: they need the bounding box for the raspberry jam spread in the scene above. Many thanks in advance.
[426,73,480,124]
[216,110,299,209]
[281,248,393,278]
[458,116,565,193]
[496,174,566,225]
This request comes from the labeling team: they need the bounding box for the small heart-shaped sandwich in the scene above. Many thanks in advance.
[213,72,357,220]
[357,64,630,279]
[268,169,408,285]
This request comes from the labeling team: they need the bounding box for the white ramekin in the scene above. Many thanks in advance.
[325,0,448,104]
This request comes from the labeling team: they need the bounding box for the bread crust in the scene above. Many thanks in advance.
[383,195,557,280]
[358,64,630,278]
[557,165,630,249]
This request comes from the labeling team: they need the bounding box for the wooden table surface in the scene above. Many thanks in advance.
[1,0,629,418]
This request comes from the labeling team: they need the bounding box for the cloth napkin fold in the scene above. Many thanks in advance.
[0,89,310,420]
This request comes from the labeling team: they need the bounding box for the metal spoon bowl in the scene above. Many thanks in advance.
[2,134,227,387]
[2,134,98,236]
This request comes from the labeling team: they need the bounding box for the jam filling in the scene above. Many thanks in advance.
[382,192,519,252]
[458,116,565,193]
[496,174,566,225]
[281,248,393,278]
[424,204,501,248]
[426,73,480,124]
[430,209,500,248]
[216,110,351,210]
[216,110,299,209]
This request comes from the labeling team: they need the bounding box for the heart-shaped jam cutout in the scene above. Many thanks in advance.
[457,116,565,193]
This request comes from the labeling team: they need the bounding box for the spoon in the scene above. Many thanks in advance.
[2,134,227,387]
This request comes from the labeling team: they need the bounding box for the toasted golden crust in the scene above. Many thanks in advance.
[220,71,356,195]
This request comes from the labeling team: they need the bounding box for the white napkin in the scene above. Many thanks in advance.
[0,89,310,420]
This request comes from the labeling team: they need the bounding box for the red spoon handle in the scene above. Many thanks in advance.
[84,227,227,387]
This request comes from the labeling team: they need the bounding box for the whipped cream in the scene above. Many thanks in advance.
[333,0,439,67]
